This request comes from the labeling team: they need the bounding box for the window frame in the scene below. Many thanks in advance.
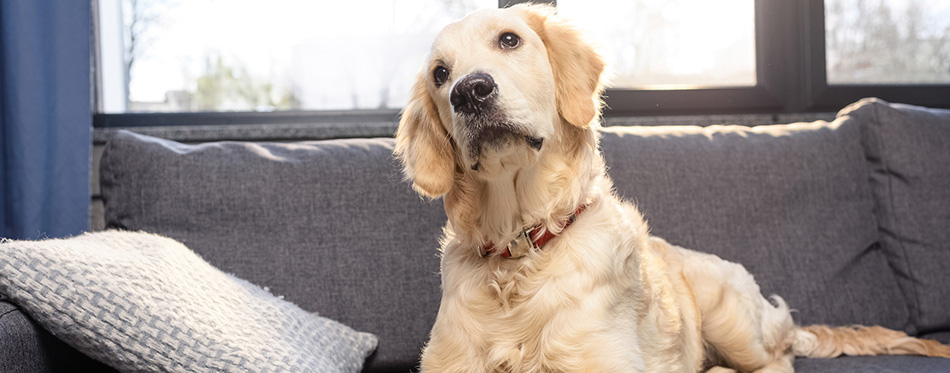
[91,0,950,129]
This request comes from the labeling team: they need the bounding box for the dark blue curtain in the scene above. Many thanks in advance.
[0,0,91,239]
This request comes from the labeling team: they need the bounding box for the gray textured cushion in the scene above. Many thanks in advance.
[921,331,950,345]
[794,356,950,373]
[1,299,52,373]
[842,98,950,335]
[600,119,908,330]
[1,299,117,372]
[0,231,377,372]
[101,131,446,372]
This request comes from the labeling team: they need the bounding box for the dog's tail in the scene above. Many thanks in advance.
[791,325,950,358]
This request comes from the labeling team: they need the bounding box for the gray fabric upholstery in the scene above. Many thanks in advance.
[90,97,950,372]
[921,331,950,345]
[101,131,445,372]
[1,299,115,373]
[0,299,48,373]
[794,356,950,372]
[600,119,908,330]
[842,98,950,335]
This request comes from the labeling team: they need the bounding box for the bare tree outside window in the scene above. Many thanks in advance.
[826,0,950,85]
[122,0,179,110]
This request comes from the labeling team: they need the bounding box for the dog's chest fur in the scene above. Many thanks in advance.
[423,201,698,372]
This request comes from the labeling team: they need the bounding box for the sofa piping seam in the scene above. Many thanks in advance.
[0,306,19,321]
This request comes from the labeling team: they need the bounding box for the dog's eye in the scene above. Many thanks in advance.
[499,32,521,49]
[433,66,449,87]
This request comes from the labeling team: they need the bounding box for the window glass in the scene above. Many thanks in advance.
[99,0,496,113]
[825,0,950,85]
[557,0,756,89]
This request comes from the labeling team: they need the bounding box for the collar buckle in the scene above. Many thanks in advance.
[505,230,540,258]
[480,203,589,259]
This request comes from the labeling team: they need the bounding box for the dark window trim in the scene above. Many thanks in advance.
[504,0,553,6]
[93,109,400,128]
[92,0,949,129]
[603,87,783,117]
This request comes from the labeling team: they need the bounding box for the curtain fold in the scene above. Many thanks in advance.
[1,0,92,239]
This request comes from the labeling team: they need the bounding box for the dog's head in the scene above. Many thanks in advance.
[395,4,605,198]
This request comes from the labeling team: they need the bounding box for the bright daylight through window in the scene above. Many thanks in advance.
[98,0,761,113]
[98,0,496,113]
[98,0,950,115]
[557,0,756,89]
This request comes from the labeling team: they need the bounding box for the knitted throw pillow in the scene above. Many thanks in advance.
[0,231,377,372]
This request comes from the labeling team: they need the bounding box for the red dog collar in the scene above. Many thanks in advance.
[482,204,587,258]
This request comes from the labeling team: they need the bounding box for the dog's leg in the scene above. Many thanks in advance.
[676,246,796,372]
[421,306,493,373]
[705,352,792,373]
[750,352,794,373]
[420,334,490,373]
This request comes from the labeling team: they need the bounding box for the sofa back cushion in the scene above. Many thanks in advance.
[600,119,908,330]
[842,98,950,335]
[102,109,925,369]
[101,131,444,372]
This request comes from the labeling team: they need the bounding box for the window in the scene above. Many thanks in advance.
[93,0,950,128]
[558,0,756,89]
[805,0,950,111]
[98,0,495,113]
[825,0,950,85]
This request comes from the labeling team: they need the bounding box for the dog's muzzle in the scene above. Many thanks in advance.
[451,73,543,172]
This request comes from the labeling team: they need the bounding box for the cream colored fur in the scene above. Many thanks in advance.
[394,4,949,372]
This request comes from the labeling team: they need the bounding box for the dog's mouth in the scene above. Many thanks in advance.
[449,72,544,171]
[463,118,544,171]
[470,135,543,171]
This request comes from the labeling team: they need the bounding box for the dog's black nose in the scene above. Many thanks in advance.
[450,73,496,115]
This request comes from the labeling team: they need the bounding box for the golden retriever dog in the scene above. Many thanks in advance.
[395,4,950,372]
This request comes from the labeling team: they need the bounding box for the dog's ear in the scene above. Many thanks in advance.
[394,72,456,198]
[517,4,606,128]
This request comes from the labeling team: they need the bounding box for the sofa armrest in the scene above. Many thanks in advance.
[0,299,115,372]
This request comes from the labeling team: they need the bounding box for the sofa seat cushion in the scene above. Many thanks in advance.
[1,298,117,372]
[794,356,950,373]
[100,131,446,372]
[600,118,907,330]
[842,98,950,335]
[0,231,377,372]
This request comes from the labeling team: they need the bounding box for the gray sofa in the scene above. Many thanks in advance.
[2,97,949,372]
